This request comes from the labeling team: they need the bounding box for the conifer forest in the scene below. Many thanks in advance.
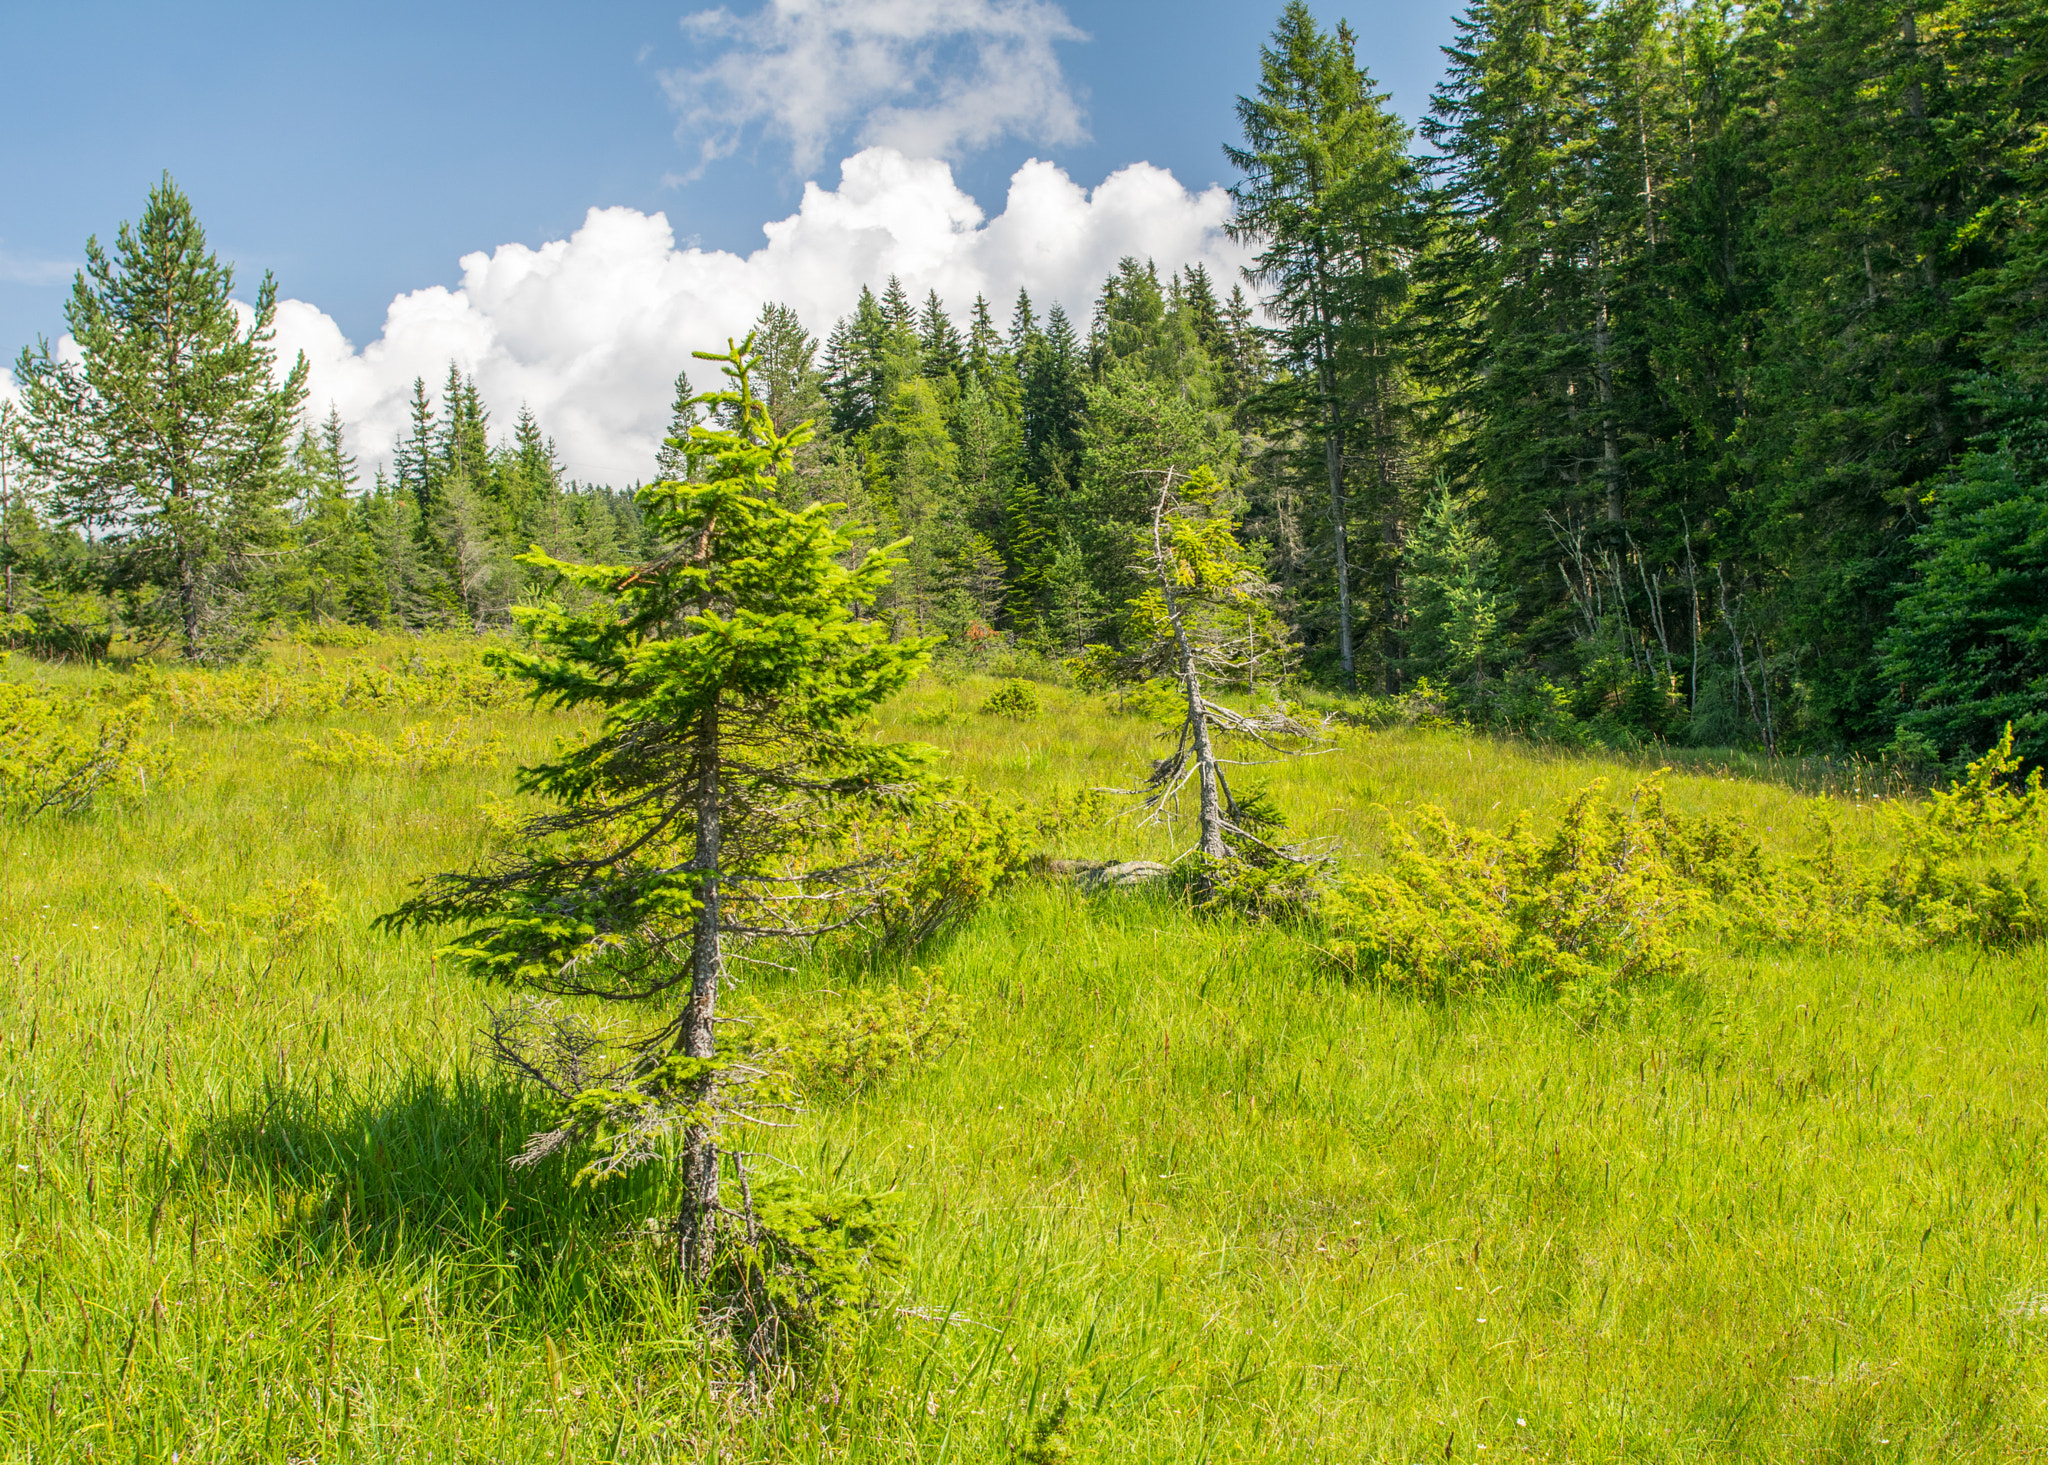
[3,0,2038,767]
[2,2,2046,1460]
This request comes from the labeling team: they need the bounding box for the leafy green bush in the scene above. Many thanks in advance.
[980,678,1040,719]
[717,1178,907,1370]
[292,621,376,649]
[156,876,338,961]
[1325,729,2048,1013]
[844,782,1039,950]
[0,681,172,817]
[143,650,524,727]
[1870,725,2047,948]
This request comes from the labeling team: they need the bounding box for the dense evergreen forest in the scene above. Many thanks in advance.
[5,0,2044,769]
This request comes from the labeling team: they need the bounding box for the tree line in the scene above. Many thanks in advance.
[6,0,2044,765]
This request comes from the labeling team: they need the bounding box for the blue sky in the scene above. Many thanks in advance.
[0,0,1464,482]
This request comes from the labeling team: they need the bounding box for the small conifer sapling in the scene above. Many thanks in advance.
[386,337,938,1278]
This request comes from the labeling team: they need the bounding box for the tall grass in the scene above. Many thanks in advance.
[0,649,2042,1461]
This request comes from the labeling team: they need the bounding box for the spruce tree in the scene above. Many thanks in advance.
[917,291,965,384]
[965,294,1009,398]
[1227,4,1416,690]
[1079,467,1317,901]
[284,407,382,626]
[654,370,702,484]
[749,301,825,433]
[387,337,938,1274]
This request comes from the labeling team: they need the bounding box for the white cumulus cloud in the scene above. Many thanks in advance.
[270,147,1251,488]
[666,0,1086,176]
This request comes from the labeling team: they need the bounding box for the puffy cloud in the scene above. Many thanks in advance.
[271,147,1252,487]
[667,0,1086,176]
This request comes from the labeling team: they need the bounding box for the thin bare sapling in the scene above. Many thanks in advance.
[1077,466,1327,902]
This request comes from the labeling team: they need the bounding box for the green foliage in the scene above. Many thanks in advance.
[293,717,503,775]
[851,782,1041,951]
[1404,484,1513,692]
[1867,725,2048,949]
[142,647,525,727]
[718,1177,908,1366]
[10,174,308,662]
[157,875,338,959]
[1880,387,2048,765]
[0,679,171,817]
[1323,774,1718,1015]
[753,974,968,1101]
[1328,729,2048,1015]
[980,677,1040,719]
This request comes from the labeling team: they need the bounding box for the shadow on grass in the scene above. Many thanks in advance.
[179,1068,681,1330]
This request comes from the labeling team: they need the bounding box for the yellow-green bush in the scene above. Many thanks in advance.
[979,678,1041,719]
[141,650,525,727]
[0,680,172,817]
[1324,729,2048,1008]
[294,718,504,775]
[753,973,968,1101]
[1321,774,1719,1010]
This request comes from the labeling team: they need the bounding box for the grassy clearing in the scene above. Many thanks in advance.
[1,645,2043,1462]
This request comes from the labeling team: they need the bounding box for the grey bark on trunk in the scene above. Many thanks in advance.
[1150,482,1228,895]
[677,705,723,1281]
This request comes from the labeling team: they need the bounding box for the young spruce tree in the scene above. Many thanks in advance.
[1079,467,1320,902]
[387,337,937,1275]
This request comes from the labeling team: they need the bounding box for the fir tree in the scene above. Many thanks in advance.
[655,371,702,484]
[1227,4,1415,690]
[965,294,1009,398]
[917,291,965,384]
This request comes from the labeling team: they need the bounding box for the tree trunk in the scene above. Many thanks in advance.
[1310,244,1356,692]
[1594,278,1622,523]
[1321,390,1355,691]
[176,541,205,661]
[1150,484,1227,895]
[677,704,723,1281]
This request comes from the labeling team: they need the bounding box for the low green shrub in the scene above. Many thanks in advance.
[754,974,968,1101]
[716,1177,907,1371]
[155,876,339,976]
[142,650,525,727]
[294,717,504,775]
[291,621,376,649]
[980,678,1040,719]
[0,680,172,817]
[1324,727,2048,1012]
[1321,773,1719,1015]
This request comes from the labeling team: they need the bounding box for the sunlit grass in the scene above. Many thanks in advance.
[0,644,2041,1461]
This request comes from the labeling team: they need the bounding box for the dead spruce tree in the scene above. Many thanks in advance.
[386,337,940,1282]
[1078,466,1326,904]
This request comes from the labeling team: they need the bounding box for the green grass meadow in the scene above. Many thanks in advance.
[2,645,2044,1461]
